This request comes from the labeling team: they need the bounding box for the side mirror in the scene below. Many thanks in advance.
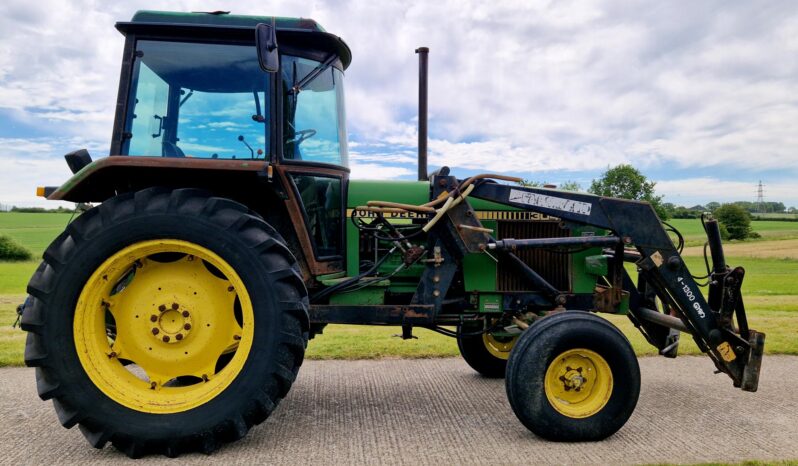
[256,20,279,73]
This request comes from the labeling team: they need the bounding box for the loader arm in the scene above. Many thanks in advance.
[468,181,764,391]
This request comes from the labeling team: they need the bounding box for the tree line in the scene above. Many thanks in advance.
[1,206,80,213]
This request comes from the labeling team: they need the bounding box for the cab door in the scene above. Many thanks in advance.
[274,53,350,276]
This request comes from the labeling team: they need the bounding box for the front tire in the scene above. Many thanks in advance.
[457,329,518,378]
[21,188,309,457]
[505,311,640,441]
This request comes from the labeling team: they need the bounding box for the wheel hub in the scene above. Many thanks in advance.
[151,304,192,343]
[73,239,254,414]
[544,348,613,418]
[560,366,586,391]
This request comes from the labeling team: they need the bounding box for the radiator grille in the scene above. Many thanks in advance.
[497,221,571,292]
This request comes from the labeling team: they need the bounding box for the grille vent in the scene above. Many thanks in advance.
[496,221,571,292]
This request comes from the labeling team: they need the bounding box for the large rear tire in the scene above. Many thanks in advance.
[21,188,309,457]
[505,311,639,441]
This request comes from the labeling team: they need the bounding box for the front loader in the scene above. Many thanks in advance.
[21,11,763,457]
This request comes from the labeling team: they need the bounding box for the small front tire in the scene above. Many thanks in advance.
[505,311,640,441]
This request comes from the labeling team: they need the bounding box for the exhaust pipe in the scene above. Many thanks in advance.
[416,46,429,181]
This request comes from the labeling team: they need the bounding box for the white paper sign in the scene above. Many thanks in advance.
[508,189,592,216]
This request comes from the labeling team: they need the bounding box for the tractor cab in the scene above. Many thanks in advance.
[107,11,354,273]
[114,11,350,166]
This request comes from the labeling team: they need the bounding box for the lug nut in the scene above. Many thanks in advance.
[159,304,166,312]
[150,315,158,322]
[227,286,235,292]
[175,334,183,341]
[182,310,190,317]
[162,335,170,343]
[171,303,179,310]
[152,328,160,335]
[184,323,192,330]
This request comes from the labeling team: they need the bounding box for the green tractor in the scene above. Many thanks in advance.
[21,11,764,457]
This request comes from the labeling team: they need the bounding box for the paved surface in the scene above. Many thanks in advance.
[1,356,797,465]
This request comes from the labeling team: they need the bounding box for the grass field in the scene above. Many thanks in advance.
[0,212,796,366]
[0,212,74,256]
[668,218,798,246]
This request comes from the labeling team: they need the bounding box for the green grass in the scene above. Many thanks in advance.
[0,295,26,366]
[652,461,798,466]
[1,294,796,366]
[680,256,797,296]
[0,212,796,366]
[306,325,459,360]
[0,212,74,257]
[0,261,37,294]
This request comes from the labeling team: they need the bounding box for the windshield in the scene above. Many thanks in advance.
[123,40,269,159]
[281,55,348,166]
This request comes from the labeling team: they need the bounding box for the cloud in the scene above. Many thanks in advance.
[348,162,413,180]
[0,136,98,208]
[1,0,797,207]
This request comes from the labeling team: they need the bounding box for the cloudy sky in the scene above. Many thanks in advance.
[1,0,796,208]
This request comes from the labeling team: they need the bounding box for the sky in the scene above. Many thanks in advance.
[0,0,796,208]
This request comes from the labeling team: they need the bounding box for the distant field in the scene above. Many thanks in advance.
[683,239,798,260]
[0,212,74,256]
[668,218,798,246]
[752,212,798,220]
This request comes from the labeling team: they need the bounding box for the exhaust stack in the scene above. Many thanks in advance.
[416,47,429,181]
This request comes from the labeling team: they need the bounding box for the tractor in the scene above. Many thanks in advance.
[21,11,764,458]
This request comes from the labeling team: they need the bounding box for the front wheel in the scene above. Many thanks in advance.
[505,311,640,441]
[22,188,309,457]
[457,328,518,378]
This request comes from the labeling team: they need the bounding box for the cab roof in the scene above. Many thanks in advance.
[116,10,351,69]
[129,10,326,32]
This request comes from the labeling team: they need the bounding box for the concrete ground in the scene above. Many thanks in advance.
[1,356,796,465]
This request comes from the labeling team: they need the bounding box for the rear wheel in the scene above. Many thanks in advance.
[457,327,518,378]
[22,188,309,457]
[505,311,639,441]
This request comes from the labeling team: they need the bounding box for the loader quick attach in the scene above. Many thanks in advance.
[22,10,764,458]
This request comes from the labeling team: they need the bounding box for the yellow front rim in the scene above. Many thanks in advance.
[544,348,613,418]
[482,333,517,360]
[73,240,254,414]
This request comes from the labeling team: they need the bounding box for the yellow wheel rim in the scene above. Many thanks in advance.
[73,240,254,414]
[544,348,613,418]
[482,333,517,360]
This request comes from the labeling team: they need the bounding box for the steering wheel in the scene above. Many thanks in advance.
[288,129,317,146]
